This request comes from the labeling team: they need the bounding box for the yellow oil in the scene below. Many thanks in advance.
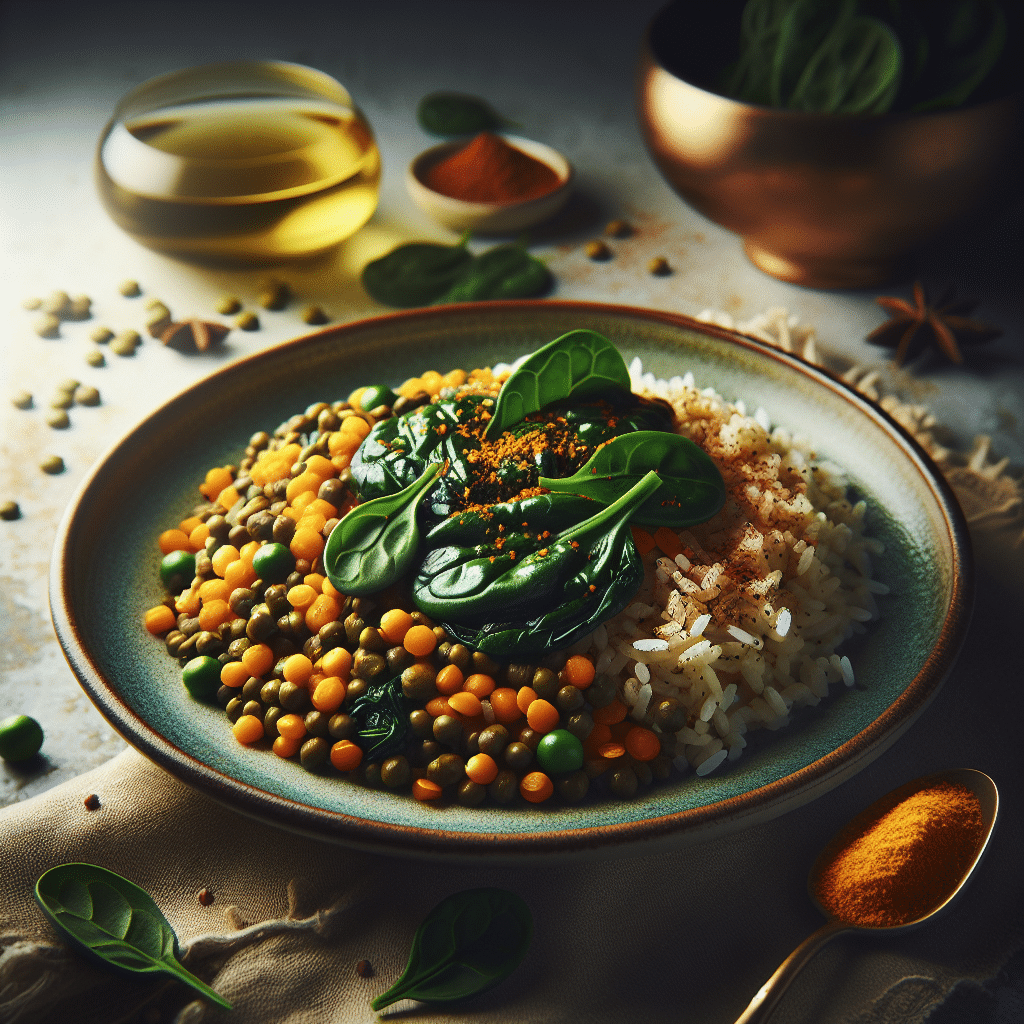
[96,97,381,264]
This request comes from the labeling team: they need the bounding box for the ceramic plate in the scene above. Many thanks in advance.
[51,302,972,860]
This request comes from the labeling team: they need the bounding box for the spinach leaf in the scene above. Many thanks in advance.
[484,329,631,439]
[34,863,231,1010]
[434,243,552,304]
[324,462,443,597]
[417,93,503,136]
[361,234,472,308]
[350,673,411,761]
[539,430,725,527]
[372,888,532,1010]
[770,0,857,107]
[413,471,661,658]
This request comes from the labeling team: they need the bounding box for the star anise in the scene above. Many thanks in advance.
[866,282,1001,366]
[161,318,230,353]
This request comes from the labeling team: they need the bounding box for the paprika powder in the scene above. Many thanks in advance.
[424,132,561,204]
[814,780,986,928]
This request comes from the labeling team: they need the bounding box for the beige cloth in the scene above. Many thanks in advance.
[2,532,1022,1024]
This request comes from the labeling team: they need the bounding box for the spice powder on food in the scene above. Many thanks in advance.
[814,781,986,928]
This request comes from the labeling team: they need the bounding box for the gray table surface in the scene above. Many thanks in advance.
[1,2,1022,1020]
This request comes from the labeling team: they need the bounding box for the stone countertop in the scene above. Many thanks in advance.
[1,1,1021,804]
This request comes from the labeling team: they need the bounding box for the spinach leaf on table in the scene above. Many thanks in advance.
[417,93,504,136]
[372,887,532,1010]
[34,863,231,1010]
[433,243,551,304]
[361,234,472,308]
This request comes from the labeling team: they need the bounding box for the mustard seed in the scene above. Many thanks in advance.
[605,219,632,238]
[216,295,242,315]
[236,311,260,331]
[302,305,330,325]
[0,501,20,521]
[647,256,671,276]
[41,455,65,474]
[67,295,92,321]
[198,887,214,906]
[34,314,61,338]
[86,349,106,367]
[585,239,612,261]
[146,304,172,337]
[50,392,74,410]
[11,391,32,410]
[119,279,141,297]
[74,385,101,407]
[47,410,70,429]
[111,329,141,356]
[41,291,70,317]
[257,280,290,310]
[89,326,114,344]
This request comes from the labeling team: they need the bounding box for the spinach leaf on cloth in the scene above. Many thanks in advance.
[372,887,532,1010]
[35,863,231,1010]
[413,472,662,658]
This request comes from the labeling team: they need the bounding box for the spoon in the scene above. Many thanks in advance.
[733,768,999,1024]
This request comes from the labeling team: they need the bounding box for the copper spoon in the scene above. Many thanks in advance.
[733,768,999,1024]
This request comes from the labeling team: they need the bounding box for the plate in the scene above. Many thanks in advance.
[50,302,972,860]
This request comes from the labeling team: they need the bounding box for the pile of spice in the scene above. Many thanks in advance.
[423,132,560,204]
[814,780,986,928]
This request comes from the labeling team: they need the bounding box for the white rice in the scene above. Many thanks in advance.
[571,364,886,776]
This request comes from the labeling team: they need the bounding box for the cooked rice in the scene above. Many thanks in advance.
[546,359,888,777]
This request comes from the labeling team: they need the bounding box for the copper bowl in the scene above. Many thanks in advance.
[637,4,1021,289]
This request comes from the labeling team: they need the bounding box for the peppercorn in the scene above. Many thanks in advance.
[83,793,101,810]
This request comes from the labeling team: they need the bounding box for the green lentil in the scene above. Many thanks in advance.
[41,291,70,316]
[90,326,114,344]
[119,279,141,297]
[86,349,106,367]
[236,311,260,331]
[648,256,672,276]
[216,295,242,315]
[302,305,330,325]
[22,297,42,311]
[0,501,21,521]
[605,218,632,238]
[257,280,290,310]
[11,391,33,410]
[585,239,612,261]
[111,329,141,356]
[74,385,101,406]
[34,314,61,338]
[46,410,70,429]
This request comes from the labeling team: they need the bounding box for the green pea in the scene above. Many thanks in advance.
[251,541,295,583]
[181,656,222,701]
[535,729,584,774]
[0,714,44,761]
[160,549,196,591]
[359,385,396,411]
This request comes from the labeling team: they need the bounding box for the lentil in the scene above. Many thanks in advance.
[40,455,65,475]
[86,349,106,367]
[216,295,242,315]
[585,239,612,261]
[0,500,20,521]
[12,391,33,410]
[119,279,141,297]
[605,219,632,237]
[648,256,672,276]
[236,311,260,331]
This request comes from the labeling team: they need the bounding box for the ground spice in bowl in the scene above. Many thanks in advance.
[423,132,561,204]
[813,780,986,928]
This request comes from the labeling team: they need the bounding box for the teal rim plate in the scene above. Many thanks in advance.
[50,301,973,860]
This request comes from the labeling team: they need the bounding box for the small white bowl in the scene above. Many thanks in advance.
[407,134,573,235]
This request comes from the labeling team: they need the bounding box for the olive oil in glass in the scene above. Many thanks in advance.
[96,61,381,264]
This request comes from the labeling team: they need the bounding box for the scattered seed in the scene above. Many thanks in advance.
[50,392,74,410]
[119,280,142,297]
[22,297,43,311]
[257,280,290,310]
[12,391,33,410]
[216,295,242,315]
[647,256,671,276]
[41,291,70,316]
[47,409,70,429]
[235,311,260,331]
[302,304,330,325]
[74,385,101,406]
[86,349,106,367]
[198,887,214,906]
[89,326,114,344]
[83,793,101,810]
[34,314,61,338]
[585,239,612,261]
[0,501,20,521]
[111,329,141,356]
[605,219,632,238]
[146,304,173,337]
[67,295,92,321]
[41,455,65,474]
[143,297,165,310]
[356,960,373,978]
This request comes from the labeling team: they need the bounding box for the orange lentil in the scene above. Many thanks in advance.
[463,673,495,698]
[305,593,341,633]
[242,643,275,678]
[303,496,336,519]
[312,676,347,713]
[561,654,596,689]
[198,599,233,632]
[282,654,313,685]
[232,715,264,745]
[239,540,260,564]
[330,740,363,772]
[286,472,326,504]
[322,576,343,601]
[175,587,201,616]
[597,742,627,760]
[489,688,522,724]
[419,370,443,395]
[210,544,240,578]
[328,431,360,457]
[223,558,257,590]
[412,778,443,802]
[583,723,613,757]
[219,661,251,689]
[305,455,335,479]
[341,415,371,441]
[435,664,465,696]
[287,584,318,611]
[200,466,234,501]
[592,698,628,725]
[188,523,210,550]
[425,696,453,718]
[199,578,232,603]
[178,515,203,536]
[215,485,241,511]
[289,490,318,514]
[526,699,559,733]
[319,647,352,680]
[273,735,301,759]
[624,726,661,761]
[290,528,325,562]
[144,605,177,635]
[158,529,193,555]
[465,753,499,785]
[275,714,307,742]
[304,573,325,592]
[520,771,554,803]
[379,608,414,645]
[448,691,482,718]
[404,624,437,657]
[516,686,539,715]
